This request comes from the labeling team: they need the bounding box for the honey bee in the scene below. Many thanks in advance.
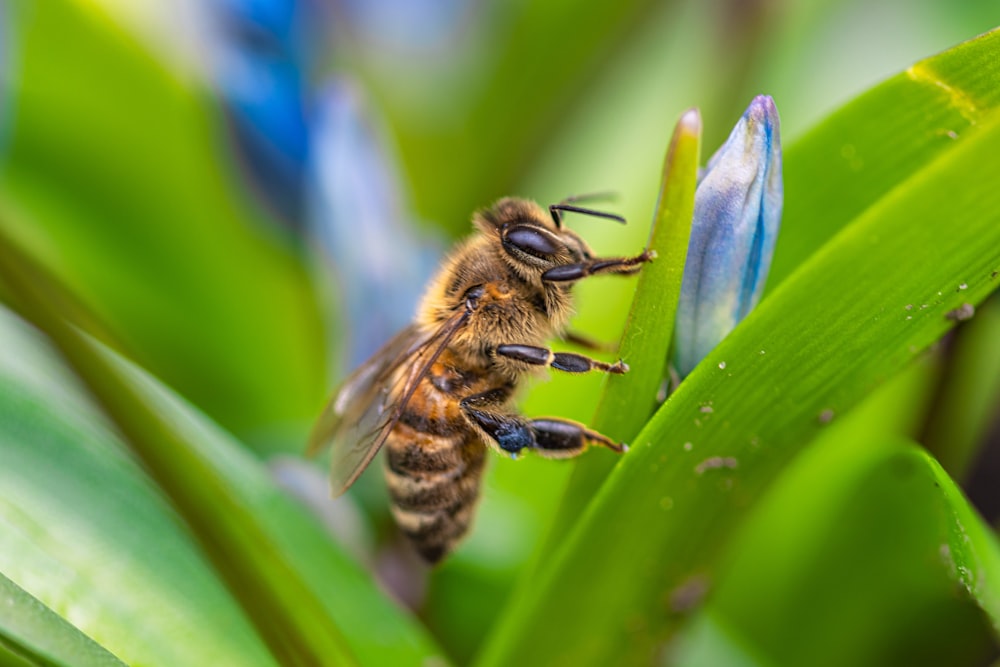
[309,196,653,563]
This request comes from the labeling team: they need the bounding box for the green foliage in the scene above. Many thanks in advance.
[0,573,124,667]
[478,30,1000,665]
[675,369,1000,666]
[0,260,443,665]
[0,0,327,452]
[1,1,1000,666]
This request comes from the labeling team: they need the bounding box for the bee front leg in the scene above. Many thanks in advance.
[496,344,629,374]
[541,249,654,283]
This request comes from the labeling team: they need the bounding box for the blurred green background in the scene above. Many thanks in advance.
[1,0,1000,665]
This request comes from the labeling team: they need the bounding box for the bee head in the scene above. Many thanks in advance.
[474,197,594,281]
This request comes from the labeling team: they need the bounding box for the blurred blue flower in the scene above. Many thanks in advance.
[340,0,469,54]
[206,0,443,369]
[0,2,17,164]
[210,0,320,228]
[308,80,441,368]
[674,95,783,377]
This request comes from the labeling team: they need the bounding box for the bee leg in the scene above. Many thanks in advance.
[460,389,626,458]
[529,418,626,457]
[541,249,654,283]
[459,389,534,456]
[496,344,628,374]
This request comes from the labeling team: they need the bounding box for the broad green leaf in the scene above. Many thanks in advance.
[0,237,446,665]
[478,35,1000,666]
[770,27,1000,286]
[0,573,125,667]
[0,0,326,450]
[674,383,1000,666]
[0,308,276,666]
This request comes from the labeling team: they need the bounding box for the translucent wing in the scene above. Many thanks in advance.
[308,309,470,496]
[307,324,427,490]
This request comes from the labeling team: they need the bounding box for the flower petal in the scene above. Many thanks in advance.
[675,95,783,377]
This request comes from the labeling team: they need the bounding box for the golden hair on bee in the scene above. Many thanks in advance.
[309,195,653,563]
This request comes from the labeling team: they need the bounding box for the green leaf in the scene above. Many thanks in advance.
[0,573,125,667]
[770,27,1000,286]
[595,109,702,443]
[477,31,1000,666]
[0,0,326,449]
[0,236,446,665]
[673,385,1000,666]
[0,308,276,666]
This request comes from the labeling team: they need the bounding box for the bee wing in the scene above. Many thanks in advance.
[308,309,470,496]
[307,324,427,467]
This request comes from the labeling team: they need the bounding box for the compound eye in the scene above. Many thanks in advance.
[503,225,561,260]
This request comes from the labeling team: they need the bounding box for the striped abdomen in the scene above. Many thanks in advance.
[383,358,491,563]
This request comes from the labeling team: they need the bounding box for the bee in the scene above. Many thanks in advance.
[308,196,653,563]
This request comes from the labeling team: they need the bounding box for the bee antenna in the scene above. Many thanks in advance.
[548,203,627,228]
[560,191,619,205]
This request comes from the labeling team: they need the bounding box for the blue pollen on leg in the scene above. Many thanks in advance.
[496,423,534,453]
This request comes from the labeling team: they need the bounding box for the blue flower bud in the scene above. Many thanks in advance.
[674,95,783,377]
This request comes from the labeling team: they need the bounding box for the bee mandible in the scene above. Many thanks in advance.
[309,196,653,563]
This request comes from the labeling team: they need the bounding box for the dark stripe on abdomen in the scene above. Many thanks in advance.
[397,406,463,436]
[383,425,486,563]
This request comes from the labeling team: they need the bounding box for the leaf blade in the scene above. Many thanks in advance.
[0,308,276,666]
[0,0,327,448]
[673,377,1000,666]
[770,28,1000,286]
[0,573,126,667]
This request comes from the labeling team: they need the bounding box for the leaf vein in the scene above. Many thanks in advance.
[906,62,984,124]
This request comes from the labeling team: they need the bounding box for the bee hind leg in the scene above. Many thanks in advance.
[460,389,626,458]
[528,418,626,458]
[460,390,533,456]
